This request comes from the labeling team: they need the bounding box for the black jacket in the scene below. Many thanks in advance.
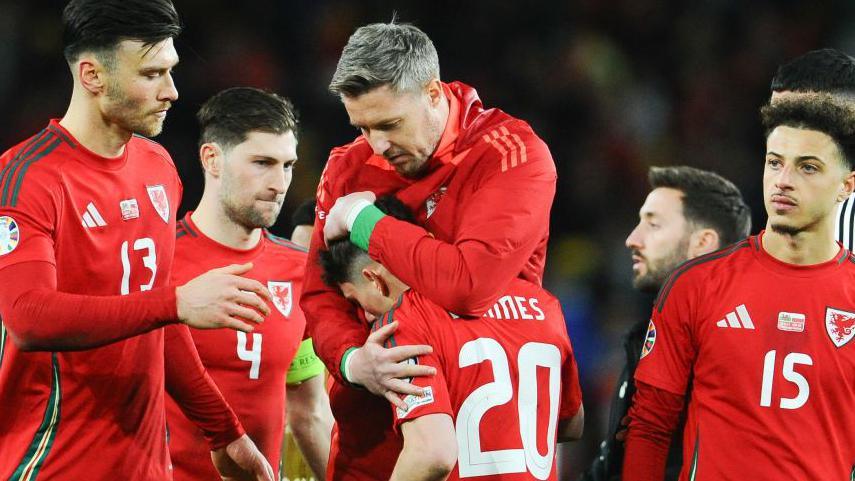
[578,319,683,481]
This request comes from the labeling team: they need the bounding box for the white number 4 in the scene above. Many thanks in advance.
[237,332,262,379]
[760,350,812,409]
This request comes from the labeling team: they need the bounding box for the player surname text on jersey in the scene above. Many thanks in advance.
[482,295,546,321]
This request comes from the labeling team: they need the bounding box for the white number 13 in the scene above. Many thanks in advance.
[120,238,157,295]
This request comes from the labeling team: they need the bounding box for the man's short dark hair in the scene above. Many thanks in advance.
[770,49,855,95]
[319,196,415,286]
[62,0,182,64]
[292,199,316,228]
[197,87,299,151]
[649,166,751,246]
[761,95,855,171]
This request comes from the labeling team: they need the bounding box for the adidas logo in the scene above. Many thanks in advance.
[81,202,107,228]
[716,304,754,329]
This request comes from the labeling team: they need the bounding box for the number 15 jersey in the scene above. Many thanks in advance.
[635,233,855,481]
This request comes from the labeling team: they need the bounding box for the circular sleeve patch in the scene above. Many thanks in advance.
[0,216,20,256]
[640,319,656,359]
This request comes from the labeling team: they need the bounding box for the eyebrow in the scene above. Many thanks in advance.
[350,118,399,130]
[767,151,825,164]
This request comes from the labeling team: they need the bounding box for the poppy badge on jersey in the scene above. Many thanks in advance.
[268,281,293,317]
[640,319,656,359]
[146,185,169,223]
[826,307,855,348]
[0,216,19,256]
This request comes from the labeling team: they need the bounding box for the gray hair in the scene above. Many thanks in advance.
[329,22,440,97]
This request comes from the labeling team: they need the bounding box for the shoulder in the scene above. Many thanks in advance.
[0,127,74,208]
[654,238,754,313]
[465,117,555,181]
[128,134,177,171]
[264,231,309,255]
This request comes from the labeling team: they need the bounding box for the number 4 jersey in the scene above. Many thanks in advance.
[0,120,182,480]
[635,233,855,481]
[165,212,319,481]
[387,278,582,481]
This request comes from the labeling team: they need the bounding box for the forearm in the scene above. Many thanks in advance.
[0,261,176,351]
[390,444,452,481]
[623,382,684,481]
[286,376,333,481]
[164,324,244,449]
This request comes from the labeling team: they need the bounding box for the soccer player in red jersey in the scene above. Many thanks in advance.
[0,2,273,480]
[300,22,557,480]
[165,87,332,481]
[623,96,855,480]
[318,197,583,481]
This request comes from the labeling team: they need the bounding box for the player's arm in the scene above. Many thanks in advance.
[301,169,433,391]
[336,132,556,316]
[163,324,274,481]
[623,277,697,481]
[622,382,685,481]
[390,414,457,481]
[558,404,585,442]
[284,339,333,481]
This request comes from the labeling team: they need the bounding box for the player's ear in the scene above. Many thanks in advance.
[688,228,719,258]
[838,167,855,202]
[77,57,106,95]
[425,78,443,107]
[363,266,390,297]
[199,143,223,178]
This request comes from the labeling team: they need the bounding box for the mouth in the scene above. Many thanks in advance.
[770,194,797,212]
[631,254,645,271]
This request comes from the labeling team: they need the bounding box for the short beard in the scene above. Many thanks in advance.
[770,222,804,236]
[104,77,164,137]
[632,236,691,294]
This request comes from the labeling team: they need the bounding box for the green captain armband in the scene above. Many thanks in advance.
[349,204,386,251]
[286,339,325,384]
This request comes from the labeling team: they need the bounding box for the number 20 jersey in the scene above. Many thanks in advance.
[388,278,582,481]
[0,120,182,480]
[164,213,309,481]
[635,233,855,481]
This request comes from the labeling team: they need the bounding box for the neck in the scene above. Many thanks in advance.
[761,218,839,265]
[60,87,132,158]
[191,189,262,250]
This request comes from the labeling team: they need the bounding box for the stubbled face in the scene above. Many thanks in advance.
[340,278,396,323]
[764,126,848,236]
[219,130,298,229]
[342,84,444,178]
[625,187,692,293]
[100,38,179,137]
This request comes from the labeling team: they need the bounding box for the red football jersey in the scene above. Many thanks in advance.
[0,120,182,480]
[635,233,855,480]
[302,81,557,384]
[165,213,308,481]
[387,278,582,481]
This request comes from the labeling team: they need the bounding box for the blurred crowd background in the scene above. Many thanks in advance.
[2,0,854,477]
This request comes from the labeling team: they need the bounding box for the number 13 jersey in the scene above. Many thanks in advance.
[0,119,182,480]
[635,233,855,481]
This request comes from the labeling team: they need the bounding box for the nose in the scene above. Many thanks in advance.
[365,131,391,156]
[774,164,795,191]
[626,224,643,250]
[270,166,291,195]
[160,72,179,102]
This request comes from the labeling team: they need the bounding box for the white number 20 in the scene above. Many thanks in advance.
[456,338,561,480]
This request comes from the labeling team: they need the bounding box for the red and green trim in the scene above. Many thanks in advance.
[350,205,386,251]
[1,130,68,208]
[688,428,700,481]
[655,239,751,312]
[9,353,61,481]
[264,231,308,253]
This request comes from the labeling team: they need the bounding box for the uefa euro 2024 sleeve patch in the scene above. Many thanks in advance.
[0,216,20,256]
[640,319,656,359]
